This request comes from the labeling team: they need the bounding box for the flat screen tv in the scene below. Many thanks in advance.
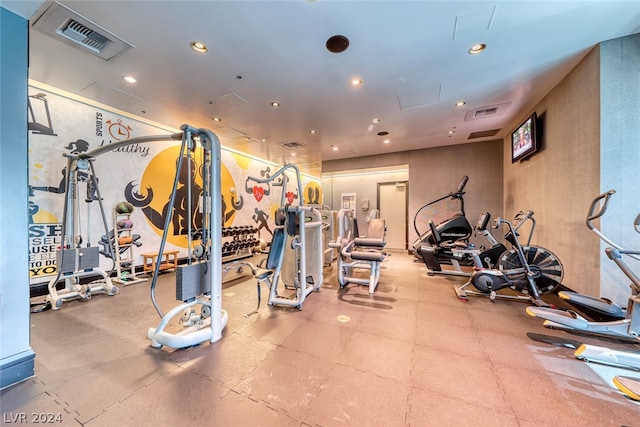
[511,112,538,163]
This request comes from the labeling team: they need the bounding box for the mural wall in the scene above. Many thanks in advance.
[28,86,322,284]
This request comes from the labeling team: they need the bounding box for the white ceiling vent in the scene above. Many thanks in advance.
[464,102,511,122]
[32,1,133,61]
[279,141,306,150]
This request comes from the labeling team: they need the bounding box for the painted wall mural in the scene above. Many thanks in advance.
[27,86,321,284]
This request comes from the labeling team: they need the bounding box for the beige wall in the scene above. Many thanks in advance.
[323,139,504,250]
[322,168,409,230]
[502,46,602,296]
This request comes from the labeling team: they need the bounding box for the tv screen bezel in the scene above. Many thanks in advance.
[511,112,538,163]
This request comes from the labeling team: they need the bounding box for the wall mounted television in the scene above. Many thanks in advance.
[511,112,538,163]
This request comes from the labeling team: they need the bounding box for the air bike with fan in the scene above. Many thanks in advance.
[454,210,564,307]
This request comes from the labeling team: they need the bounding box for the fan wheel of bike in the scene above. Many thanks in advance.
[498,245,564,294]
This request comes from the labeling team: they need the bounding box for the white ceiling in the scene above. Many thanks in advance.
[7,0,640,177]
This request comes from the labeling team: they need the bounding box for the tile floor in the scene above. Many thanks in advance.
[2,250,639,426]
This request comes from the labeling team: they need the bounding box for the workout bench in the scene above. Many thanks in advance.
[142,250,179,275]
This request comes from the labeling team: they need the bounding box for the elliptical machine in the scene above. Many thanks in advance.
[454,210,564,306]
[413,176,507,275]
[526,190,640,342]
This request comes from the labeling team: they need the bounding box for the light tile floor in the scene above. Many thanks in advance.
[2,250,639,426]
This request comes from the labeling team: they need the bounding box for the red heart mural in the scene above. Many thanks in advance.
[253,186,265,202]
[286,191,295,204]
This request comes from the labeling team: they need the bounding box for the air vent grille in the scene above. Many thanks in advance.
[59,19,109,53]
[464,102,511,122]
[468,129,501,139]
[32,1,133,61]
[280,141,306,150]
[474,107,498,118]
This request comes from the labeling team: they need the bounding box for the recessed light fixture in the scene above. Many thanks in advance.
[349,78,363,87]
[372,118,381,124]
[468,43,486,55]
[332,146,338,151]
[270,101,280,107]
[448,130,455,134]
[291,153,297,157]
[191,41,208,53]
[309,129,317,134]
[261,139,267,143]
[212,117,222,122]
[455,101,466,107]
[123,75,137,84]
[383,139,390,144]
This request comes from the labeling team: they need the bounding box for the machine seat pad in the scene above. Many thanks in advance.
[254,268,274,281]
[350,249,385,262]
[354,237,385,248]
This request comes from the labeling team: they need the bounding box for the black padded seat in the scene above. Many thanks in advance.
[353,237,385,248]
[350,250,385,262]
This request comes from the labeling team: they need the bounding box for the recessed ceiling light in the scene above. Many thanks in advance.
[212,117,222,122]
[123,75,137,84]
[261,139,267,143]
[332,146,338,151]
[468,43,486,55]
[291,153,297,157]
[309,129,317,134]
[191,41,208,53]
[383,139,390,144]
[372,118,381,124]
[270,101,280,107]
[448,130,455,134]
[455,101,466,107]
[349,78,362,87]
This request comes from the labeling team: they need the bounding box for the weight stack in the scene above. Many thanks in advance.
[176,261,211,302]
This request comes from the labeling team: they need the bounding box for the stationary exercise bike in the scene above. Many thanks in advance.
[454,210,564,306]
[527,190,640,341]
[413,176,505,274]
[421,211,509,276]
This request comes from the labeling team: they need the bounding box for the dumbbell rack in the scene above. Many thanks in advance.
[220,225,259,283]
[221,226,259,262]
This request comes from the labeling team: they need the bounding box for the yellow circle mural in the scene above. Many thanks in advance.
[303,181,322,205]
[139,145,238,247]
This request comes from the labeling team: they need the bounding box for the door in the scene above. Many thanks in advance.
[378,181,408,250]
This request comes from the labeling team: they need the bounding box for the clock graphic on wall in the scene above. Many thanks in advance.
[106,119,133,140]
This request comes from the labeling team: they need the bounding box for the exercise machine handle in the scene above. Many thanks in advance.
[413,175,469,235]
[585,189,640,261]
[586,190,616,225]
[476,212,491,232]
[455,175,469,195]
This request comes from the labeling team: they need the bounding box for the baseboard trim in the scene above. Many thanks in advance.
[0,349,35,390]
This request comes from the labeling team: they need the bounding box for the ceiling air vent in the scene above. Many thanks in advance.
[279,141,306,150]
[32,1,133,61]
[464,102,511,122]
[474,107,498,117]
[59,20,109,53]
[467,129,501,140]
